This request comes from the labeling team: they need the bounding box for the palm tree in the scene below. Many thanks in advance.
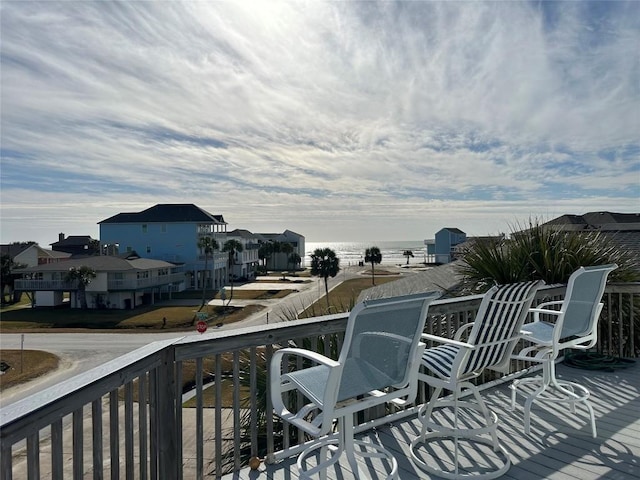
[458,218,639,290]
[223,239,243,306]
[280,242,294,278]
[288,252,301,275]
[364,246,382,285]
[1,254,26,304]
[65,266,96,309]
[310,248,340,310]
[197,236,219,310]
[258,243,272,273]
[269,241,282,270]
[403,249,414,265]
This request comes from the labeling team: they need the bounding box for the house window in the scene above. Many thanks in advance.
[146,246,151,254]
[142,224,148,233]
[126,246,132,253]
[161,224,167,233]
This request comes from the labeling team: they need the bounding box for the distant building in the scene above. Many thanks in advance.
[99,204,228,290]
[98,203,305,287]
[14,251,184,309]
[256,230,306,270]
[428,227,466,264]
[51,233,100,256]
[1,242,71,267]
[540,211,640,264]
[226,229,261,280]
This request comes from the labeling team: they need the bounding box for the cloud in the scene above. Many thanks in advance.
[1,1,638,245]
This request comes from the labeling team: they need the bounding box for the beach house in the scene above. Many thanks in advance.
[98,204,229,291]
[14,251,184,309]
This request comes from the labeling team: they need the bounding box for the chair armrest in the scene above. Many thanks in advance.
[453,322,474,341]
[535,300,563,309]
[271,347,340,370]
[358,331,410,343]
[269,347,340,438]
[421,333,474,350]
[529,306,562,323]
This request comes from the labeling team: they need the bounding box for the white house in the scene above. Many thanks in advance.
[14,252,185,309]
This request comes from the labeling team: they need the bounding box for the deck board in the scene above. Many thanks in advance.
[221,360,640,479]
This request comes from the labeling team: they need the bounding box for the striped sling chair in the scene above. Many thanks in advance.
[410,280,544,480]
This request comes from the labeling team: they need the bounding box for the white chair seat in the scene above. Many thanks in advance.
[521,321,555,345]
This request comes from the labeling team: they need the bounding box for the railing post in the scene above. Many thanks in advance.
[157,347,178,479]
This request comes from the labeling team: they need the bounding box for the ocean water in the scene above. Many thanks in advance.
[305,240,429,267]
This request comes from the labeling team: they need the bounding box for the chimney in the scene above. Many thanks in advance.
[59,233,65,242]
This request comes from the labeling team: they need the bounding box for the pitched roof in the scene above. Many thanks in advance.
[98,204,226,224]
[441,227,466,234]
[50,235,96,247]
[227,229,256,238]
[544,211,640,230]
[0,242,37,258]
[357,261,465,302]
[16,254,176,273]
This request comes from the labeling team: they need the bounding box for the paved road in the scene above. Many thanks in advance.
[0,265,407,406]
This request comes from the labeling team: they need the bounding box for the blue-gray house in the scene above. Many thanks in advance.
[433,227,466,264]
[99,204,229,291]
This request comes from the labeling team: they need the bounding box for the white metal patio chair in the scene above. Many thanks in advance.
[510,264,618,438]
[410,281,544,480]
[269,291,440,479]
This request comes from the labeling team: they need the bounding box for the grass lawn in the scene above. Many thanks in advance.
[0,304,265,332]
[212,289,297,300]
[0,350,59,391]
[299,275,400,318]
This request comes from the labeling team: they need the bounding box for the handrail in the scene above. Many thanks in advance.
[1,338,183,439]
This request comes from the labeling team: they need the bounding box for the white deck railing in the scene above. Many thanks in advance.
[1,284,638,479]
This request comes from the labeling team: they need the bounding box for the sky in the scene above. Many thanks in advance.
[1,1,639,246]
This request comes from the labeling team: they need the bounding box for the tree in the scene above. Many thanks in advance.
[223,239,243,306]
[458,218,639,292]
[310,248,340,310]
[269,241,282,270]
[258,243,272,273]
[364,246,382,285]
[197,236,219,310]
[65,266,96,309]
[403,250,414,265]
[288,252,301,275]
[280,242,294,278]
[1,254,25,304]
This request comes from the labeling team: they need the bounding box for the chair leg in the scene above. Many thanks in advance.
[511,358,597,438]
[470,384,500,451]
[411,383,510,479]
[417,386,443,440]
[342,414,360,477]
[297,412,399,479]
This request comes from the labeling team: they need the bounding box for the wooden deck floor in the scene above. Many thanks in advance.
[222,361,640,479]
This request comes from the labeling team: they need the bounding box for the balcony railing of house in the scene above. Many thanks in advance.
[14,279,74,291]
[15,274,186,292]
[2,284,638,479]
[107,273,186,290]
[197,253,227,262]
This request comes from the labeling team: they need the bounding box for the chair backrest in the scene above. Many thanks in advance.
[557,264,618,340]
[336,292,440,402]
[461,281,544,376]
